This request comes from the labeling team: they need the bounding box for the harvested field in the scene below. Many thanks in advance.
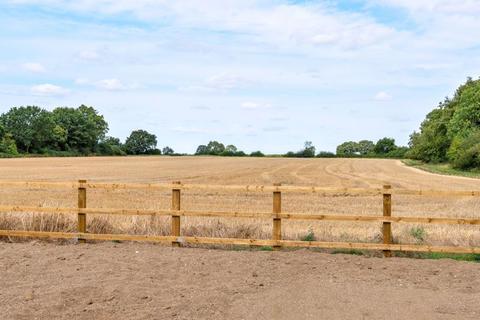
[1,242,479,320]
[0,156,479,246]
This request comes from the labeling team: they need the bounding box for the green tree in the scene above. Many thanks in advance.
[52,105,108,153]
[336,141,359,156]
[96,136,125,156]
[124,130,157,155]
[357,140,375,155]
[195,145,208,155]
[206,141,225,155]
[250,151,265,157]
[0,124,18,155]
[162,146,174,155]
[302,141,316,157]
[374,138,397,154]
[0,106,56,153]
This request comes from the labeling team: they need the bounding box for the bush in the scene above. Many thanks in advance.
[250,151,265,157]
[316,151,335,158]
[448,130,480,169]
[301,228,316,241]
[409,226,426,243]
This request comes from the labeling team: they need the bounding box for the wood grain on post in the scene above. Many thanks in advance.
[383,184,392,257]
[272,183,282,250]
[171,181,181,247]
[77,179,87,243]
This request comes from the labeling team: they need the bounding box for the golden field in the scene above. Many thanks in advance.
[0,156,479,246]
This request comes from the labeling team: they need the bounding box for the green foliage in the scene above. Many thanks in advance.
[357,140,375,155]
[52,105,108,154]
[124,130,158,155]
[96,136,126,156]
[250,150,265,157]
[336,141,359,156]
[284,141,316,158]
[316,151,335,158]
[0,106,56,153]
[335,138,404,158]
[374,137,396,154]
[195,141,246,156]
[162,146,174,155]
[408,77,480,170]
[448,129,480,169]
[301,228,316,241]
[195,141,225,155]
[409,226,426,243]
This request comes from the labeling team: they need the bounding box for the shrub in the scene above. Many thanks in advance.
[409,226,426,243]
[250,151,265,157]
[301,228,316,241]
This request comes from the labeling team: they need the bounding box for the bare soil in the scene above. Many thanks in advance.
[1,242,479,320]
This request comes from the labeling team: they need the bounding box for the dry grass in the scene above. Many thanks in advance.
[0,156,479,246]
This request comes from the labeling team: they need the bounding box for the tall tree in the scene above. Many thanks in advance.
[52,105,108,153]
[0,106,55,153]
[124,130,157,154]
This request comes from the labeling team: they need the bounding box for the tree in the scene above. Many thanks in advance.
[374,138,397,154]
[0,106,56,153]
[250,151,265,157]
[357,140,375,155]
[195,141,226,155]
[336,141,359,156]
[302,141,316,157]
[162,146,174,155]
[206,141,225,155]
[52,105,108,153]
[407,78,480,165]
[225,145,237,153]
[124,130,157,155]
[195,145,208,155]
[96,136,125,156]
[0,124,17,155]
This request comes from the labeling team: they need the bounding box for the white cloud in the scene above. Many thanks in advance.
[374,91,392,101]
[31,83,69,96]
[95,78,126,91]
[241,101,271,110]
[206,73,245,90]
[21,62,46,73]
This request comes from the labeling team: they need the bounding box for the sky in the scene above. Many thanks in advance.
[1,0,480,153]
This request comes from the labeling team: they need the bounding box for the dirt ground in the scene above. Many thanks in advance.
[1,242,479,320]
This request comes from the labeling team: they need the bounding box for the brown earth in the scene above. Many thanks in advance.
[1,242,479,320]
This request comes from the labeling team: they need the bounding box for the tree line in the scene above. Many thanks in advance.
[0,105,172,156]
[2,76,480,171]
[407,77,480,170]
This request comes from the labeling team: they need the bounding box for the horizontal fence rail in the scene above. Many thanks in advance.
[1,179,480,196]
[0,180,479,256]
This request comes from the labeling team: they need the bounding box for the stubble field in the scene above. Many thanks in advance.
[0,156,479,247]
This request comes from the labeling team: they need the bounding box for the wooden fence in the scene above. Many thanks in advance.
[0,180,479,256]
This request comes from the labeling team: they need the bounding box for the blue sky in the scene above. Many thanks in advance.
[1,0,480,153]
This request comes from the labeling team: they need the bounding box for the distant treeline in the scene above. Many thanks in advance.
[3,76,480,170]
[0,105,174,157]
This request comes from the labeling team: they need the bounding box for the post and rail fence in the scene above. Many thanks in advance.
[0,180,479,256]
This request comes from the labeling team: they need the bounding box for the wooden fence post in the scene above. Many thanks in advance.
[77,179,87,243]
[171,181,181,247]
[382,184,392,257]
[272,183,282,250]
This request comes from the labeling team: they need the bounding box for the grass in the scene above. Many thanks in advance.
[402,159,480,179]
[421,252,480,262]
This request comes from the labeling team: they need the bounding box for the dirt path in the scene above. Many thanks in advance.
[1,242,479,320]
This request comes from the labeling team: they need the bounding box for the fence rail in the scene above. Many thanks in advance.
[0,180,479,256]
